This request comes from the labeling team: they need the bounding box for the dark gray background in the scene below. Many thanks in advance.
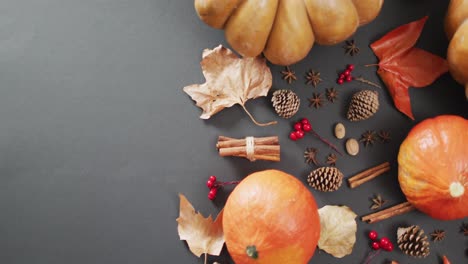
[0,0,466,263]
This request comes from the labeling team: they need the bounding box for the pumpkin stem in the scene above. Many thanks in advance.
[449,182,465,198]
[246,245,259,259]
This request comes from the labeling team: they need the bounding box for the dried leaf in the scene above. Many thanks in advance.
[442,255,451,264]
[176,194,224,258]
[183,45,276,126]
[370,16,449,120]
[318,205,357,258]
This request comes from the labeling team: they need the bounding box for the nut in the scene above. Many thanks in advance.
[334,123,346,139]
[346,138,359,156]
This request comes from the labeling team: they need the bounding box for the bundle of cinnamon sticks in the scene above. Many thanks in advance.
[216,136,280,162]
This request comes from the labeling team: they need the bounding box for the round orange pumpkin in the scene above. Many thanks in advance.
[223,170,320,264]
[398,115,468,220]
[445,0,468,98]
[194,0,384,65]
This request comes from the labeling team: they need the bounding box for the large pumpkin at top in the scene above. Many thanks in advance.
[398,115,468,220]
[223,170,320,264]
[194,0,384,65]
[445,0,468,98]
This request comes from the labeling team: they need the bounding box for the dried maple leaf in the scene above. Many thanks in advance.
[318,205,357,258]
[176,194,224,262]
[370,16,449,120]
[183,45,276,126]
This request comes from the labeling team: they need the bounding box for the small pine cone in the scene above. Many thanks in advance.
[307,167,343,192]
[271,89,300,119]
[347,90,379,121]
[397,225,430,258]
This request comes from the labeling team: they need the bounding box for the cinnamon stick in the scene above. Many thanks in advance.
[361,201,415,223]
[216,136,280,162]
[216,136,278,149]
[348,162,390,188]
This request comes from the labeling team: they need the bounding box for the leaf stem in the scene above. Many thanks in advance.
[354,77,382,89]
[241,104,277,127]
[364,64,379,67]
[204,253,207,264]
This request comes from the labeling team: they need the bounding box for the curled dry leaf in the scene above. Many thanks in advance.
[370,16,449,120]
[176,194,224,259]
[442,255,451,264]
[183,45,276,126]
[318,205,357,258]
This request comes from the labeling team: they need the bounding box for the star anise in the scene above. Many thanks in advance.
[304,148,319,166]
[370,194,387,210]
[326,87,338,103]
[460,222,468,236]
[305,70,322,87]
[281,66,297,84]
[308,93,324,109]
[344,39,360,56]
[430,230,446,242]
[360,130,376,147]
[326,153,337,166]
[378,130,391,143]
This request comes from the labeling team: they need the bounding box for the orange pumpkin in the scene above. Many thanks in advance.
[398,115,468,220]
[223,170,320,264]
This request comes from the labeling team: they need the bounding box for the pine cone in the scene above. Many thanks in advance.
[271,89,300,119]
[397,225,430,258]
[307,167,343,192]
[347,90,379,121]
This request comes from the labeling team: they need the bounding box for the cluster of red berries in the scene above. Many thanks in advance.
[206,176,240,200]
[289,118,312,141]
[206,176,218,200]
[337,64,355,85]
[368,230,394,252]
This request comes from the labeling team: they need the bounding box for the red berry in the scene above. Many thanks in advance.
[383,242,394,252]
[371,241,380,250]
[347,64,355,71]
[344,69,351,76]
[294,122,303,131]
[346,75,353,82]
[379,237,390,248]
[208,193,216,200]
[337,79,344,85]
[209,175,217,182]
[301,118,309,125]
[295,130,305,139]
[368,230,378,241]
[339,73,346,79]
[207,180,214,189]
[290,131,298,141]
[302,123,312,132]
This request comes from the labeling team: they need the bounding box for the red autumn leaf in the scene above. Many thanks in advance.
[370,16,449,120]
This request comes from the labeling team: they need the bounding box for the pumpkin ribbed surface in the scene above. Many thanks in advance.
[398,115,468,220]
[194,0,384,65]
[445,0,468,98]
[223,170,320,264]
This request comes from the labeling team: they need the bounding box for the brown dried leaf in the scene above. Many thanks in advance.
[176,194,224,258]
[318,205,357,258]
[183,45,276,126]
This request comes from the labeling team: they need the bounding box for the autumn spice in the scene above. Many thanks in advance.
[304,148,319,166]
[281,66,296,84]
[305,70,322,87]
[348,162,390,188]
[343,39,360,56]
[430,230,445,242]
[326,87,338,102]
[216,136,280,162]
[370,194,387,210]
[308,93,324,109]
[362,202,415,223]
[360,130,377,147]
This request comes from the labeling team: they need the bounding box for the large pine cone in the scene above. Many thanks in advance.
[307,167,343,192]
[397,225,430,258]
[271,89,300,119]
[347,90,379,121]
